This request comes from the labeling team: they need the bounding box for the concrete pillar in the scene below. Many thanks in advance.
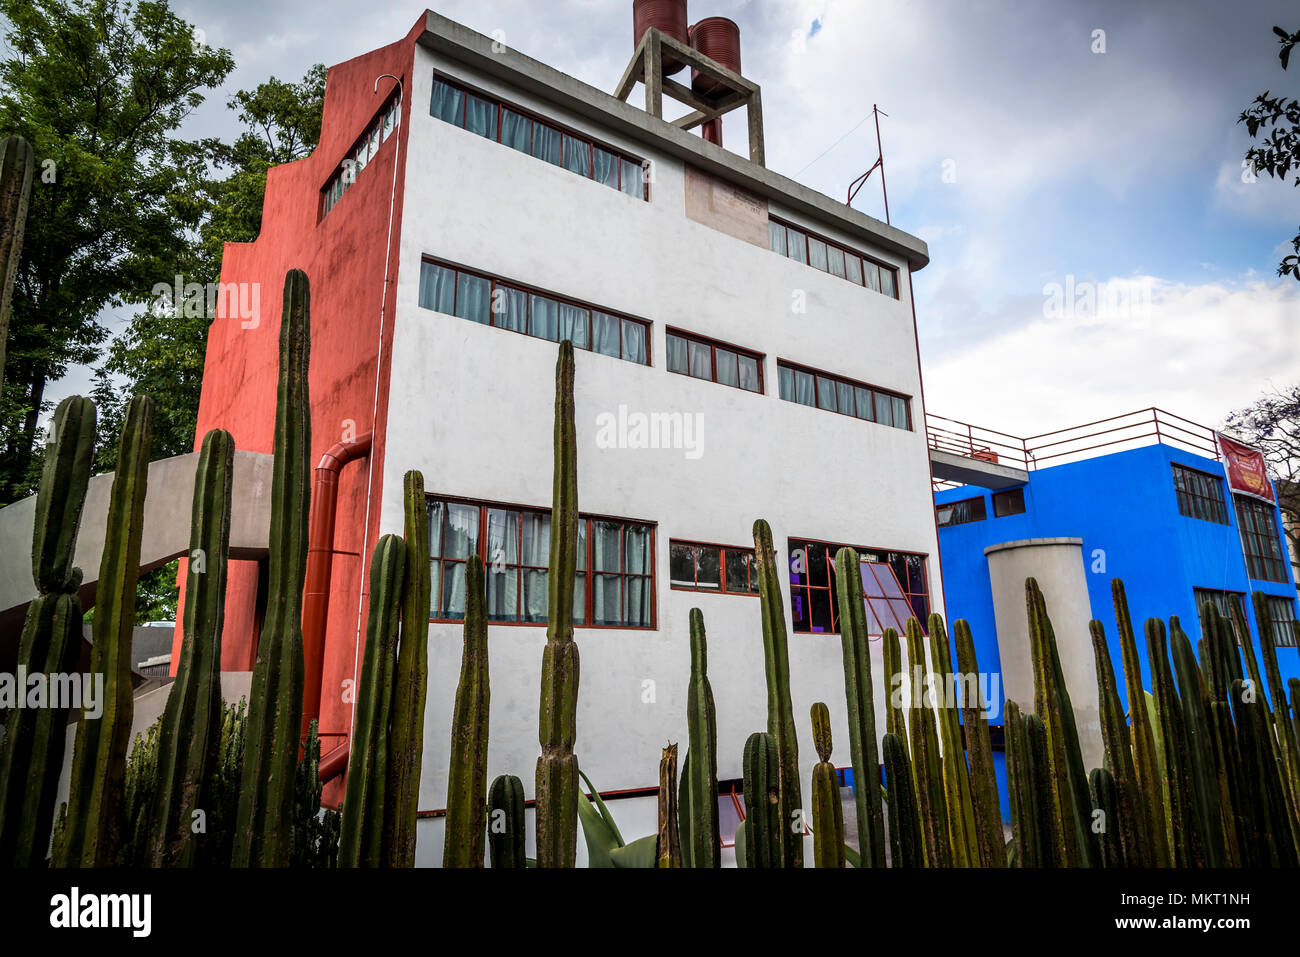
[985,537,1102,769]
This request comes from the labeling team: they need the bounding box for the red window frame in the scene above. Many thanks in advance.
[1234,496,1288,583]
[668,539,760,596]
[768,215,899,299]
[776,359,912,431]
[320,90,402,219]
[936,496,987,528]
[787,536,931,637]
[664,327,765,395]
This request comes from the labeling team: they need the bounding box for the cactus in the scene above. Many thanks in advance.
[337,534,406,867]
[752,518,803,868]
[234,269,312,868]
[833,547,885,868]
[683,608,720,867]
[741,731,782,868]
[1145,616,1199,866]
[293,720,340,868]
[1168,617,1229,867]
[444,554,489,868]
[1024,712,1061,867]
[927,612,979,867]
[488,775,527,868]
[1003,701,1039,867]
[953,619,1005,867]
[809,702,845,868]
[1253,592,1300,822]
[0,135,34,391]
[536,339,581,868]
[383,469,431,867]
[140,427,232,867]
[1089,767,1122,867]
[882,731,921,867]
[881,627,908,749]
[1089,620,1148,867]
[0,396,96,867]
[656,743,682,868]
[904,616,949,867]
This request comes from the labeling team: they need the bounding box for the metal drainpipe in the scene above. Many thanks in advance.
[302,432,372,765]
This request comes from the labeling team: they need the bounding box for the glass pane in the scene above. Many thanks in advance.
[573,572,586,626]
[769,220,787,255]
[521,511,550,565]
[576,520,587,571]
[827,246,846,279]
[795,370,816,406]
[695,546,721,590]
[860,564,886,599]
[501,109,532,151]
[874,392,894,428]
[621,320,648,364]
[529,295,559,341]
[531,123,563,166]
[522,568,547,623]
[558,303,589,349]
[670,543,696,588]
[430,79,464,125]
[854,387,874,420]
[778,365,794,401]
[888,598,915,628]
[464,93,498,139]
[594,574,621,625]
[863,599,883,634]
[427,501,444,558]
[893,396,908,429]
[593,521,622,572]
[368,127,382,161]
[626,577,652,627]
[875,563,907,599]
[666,334,689,375]
[688,339,712,380]
[440,561,468,620]
[456,273,491,324]
[354,142,367,175]
[715,349,739,388]
[486,509,519,565]
[845,255,863,285]
[837,381,855,416]
[487,563,519,622]
[620,158,644,197]
[786,227,807,264]
[562,133,591,176]
[594,147,619,188]
[816,376,837,411]
[738,355,761,392]
[419,262,456,314]
[624,525,651,574]
[726,550,756,593]
[862,260,881,293]
[592,312,621,357]
[443,504,480,559]
[880,267,898,299]
[382,104,395,140]
[808,237,829,272]
[493,285,527,332]
[428,560,440,617]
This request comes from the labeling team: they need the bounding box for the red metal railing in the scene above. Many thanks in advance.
[927,407,1220,475]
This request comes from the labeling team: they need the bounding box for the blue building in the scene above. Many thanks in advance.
[931,409,1300,728]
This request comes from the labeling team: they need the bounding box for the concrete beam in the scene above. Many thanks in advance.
[930,449,1029,490]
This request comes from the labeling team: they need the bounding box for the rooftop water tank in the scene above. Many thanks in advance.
[634,0,690,76]
[689,17,741,97]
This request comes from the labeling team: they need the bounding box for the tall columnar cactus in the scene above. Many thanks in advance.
[809,702,845,868]
[927,612,979,867]
[383,470,431,867]
[0,396,95,867]
[142,427,233,867]
[488,775,526,868]
[881,626,908,750]
[337,534,406,867]
[234,269,312,868]
[1168,617,1229,868]
[1145,617,1198,867]
[1112,579,1170,867]
[741,731,782,868]
[1024,712,1061,867]
[1253,591,1300,821]
[833,547,885,868]
[904,616,949,867]
[1089,767,1123,868]
[752,518,803,868]
[882,732,921,867]
[444,555,490,868]
[0,135,34,391]
[536,339,581,868]
[1003,701,1039,867]
[953,620,1005,867]
[656,743,682,868]
[1089,620,1148,867]
[683,608,720,868]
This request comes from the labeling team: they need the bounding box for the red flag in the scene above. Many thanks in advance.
[1215,433,1276,504]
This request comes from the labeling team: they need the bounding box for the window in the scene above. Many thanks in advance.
[937,496,987,528]
[418,259,651,366]
[429,75,648,200]
[992,488,1026,518]
[1172,464,1228,524]
[321,95,401,218]
[1193,587,1247,628]
[1235,496,1288,583]
[669,541,759,595]
[776,361,911,431]
[768,216,899,299]
[665,330,763,394]
[427,496,655,628]
[1260,595,1298,649]
[788,538,930,635]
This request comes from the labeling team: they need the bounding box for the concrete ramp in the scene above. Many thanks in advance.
[0,450,274,661]
[930,448,1028,490]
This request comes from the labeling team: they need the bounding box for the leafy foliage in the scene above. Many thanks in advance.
[1225,383,1300,560]
[1239,25,1300,280]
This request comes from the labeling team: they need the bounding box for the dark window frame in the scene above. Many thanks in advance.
[1234,495,1288,583]
[668,539,760,596]
[936,496,987,528]
[430,72,649,201]
[1193,586,1248,629]
[786,536,931,637]
[426,493,657,630]
[1172,463,1229,525]
[992,488,1026,518]
[768,215,899,299]
[321,92,402,219]
[664,327,764,395]
[776,359,912,431]
[419,257,652,366]
[1260,594,1298,649]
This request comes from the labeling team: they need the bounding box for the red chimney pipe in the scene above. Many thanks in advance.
[301,432,373,745]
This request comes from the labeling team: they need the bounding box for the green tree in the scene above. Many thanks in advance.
[1225,384,1300,570]
[0,0,234,503]
[1239,25,1300,280]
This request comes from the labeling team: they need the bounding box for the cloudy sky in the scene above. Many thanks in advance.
[47,0,1300,436]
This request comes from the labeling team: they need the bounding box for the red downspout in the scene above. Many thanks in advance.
[302,432,372,780]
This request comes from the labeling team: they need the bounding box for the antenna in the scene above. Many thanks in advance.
[847,104,889,224]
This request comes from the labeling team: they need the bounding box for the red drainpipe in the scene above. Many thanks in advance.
[302,432,372,780]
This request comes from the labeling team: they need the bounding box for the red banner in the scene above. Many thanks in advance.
[1215,433,1275,504]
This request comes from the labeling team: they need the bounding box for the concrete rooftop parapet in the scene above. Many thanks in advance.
[930,449,1030,490]
[415,9,930,271]
[984,537,1084,556]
